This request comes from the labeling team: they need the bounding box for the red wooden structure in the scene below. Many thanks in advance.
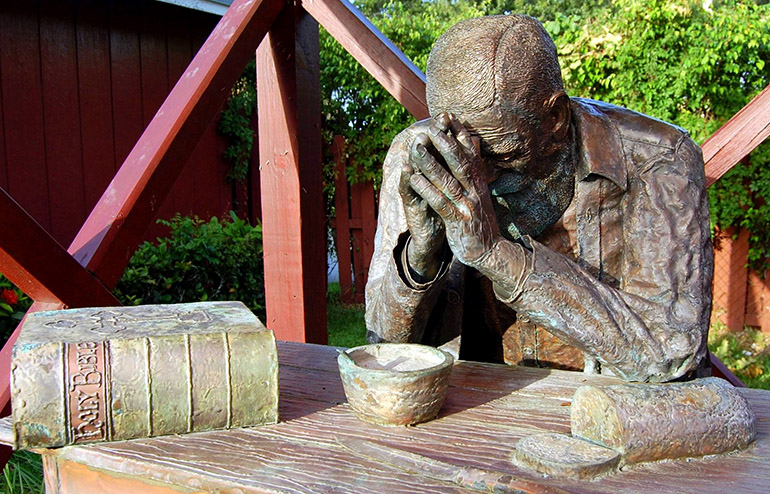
[330,136,377,304]
[712,226,770,333]
[0,1,254,248]
[0,0,767,466]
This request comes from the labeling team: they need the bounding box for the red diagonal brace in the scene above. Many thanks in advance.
[0,187,119,307]
[302,0,429,120]
[704,84,770,187]
[68,0,284,288]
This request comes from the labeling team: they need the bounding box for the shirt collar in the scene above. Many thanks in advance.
[571,98,628,191]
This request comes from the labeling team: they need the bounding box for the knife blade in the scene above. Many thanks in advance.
[337,437,570,494]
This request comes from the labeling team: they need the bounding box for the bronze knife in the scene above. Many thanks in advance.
[337,437,570,494]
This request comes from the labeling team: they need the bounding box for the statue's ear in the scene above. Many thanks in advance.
[545,91,571,143]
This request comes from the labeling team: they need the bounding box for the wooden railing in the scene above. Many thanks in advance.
[0,0,768,463]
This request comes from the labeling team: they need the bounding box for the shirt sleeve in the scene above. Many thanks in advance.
[364,129,452,343]
[500,134,713,382]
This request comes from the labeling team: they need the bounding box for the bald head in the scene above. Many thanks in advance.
[426,15,563,122]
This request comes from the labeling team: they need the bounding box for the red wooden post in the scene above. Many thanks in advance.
[68,0,283,288]
[359,177,377,299]
[760,270,770,333]
[257,3,327,343]
[332,136,354,303]
[724,228,750,331]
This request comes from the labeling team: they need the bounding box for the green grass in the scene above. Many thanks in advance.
[0,451,44,494]
[326,282,367,348]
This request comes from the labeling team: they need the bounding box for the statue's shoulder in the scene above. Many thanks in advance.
[571,98,691,151]
[389,121,428,150]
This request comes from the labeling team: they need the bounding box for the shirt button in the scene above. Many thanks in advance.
[446,290,461,305]
[523,347,534,356]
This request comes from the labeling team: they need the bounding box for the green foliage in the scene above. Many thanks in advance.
[1,451,44,494]
[0,274,32,343]
[219,59,257,184]
[709,321,770,389]
[114,213,265,317]
[542,0,770,269]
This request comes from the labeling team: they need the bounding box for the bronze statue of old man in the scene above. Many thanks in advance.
[365,15,713,382]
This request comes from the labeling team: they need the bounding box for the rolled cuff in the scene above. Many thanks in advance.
[397,233,451,291]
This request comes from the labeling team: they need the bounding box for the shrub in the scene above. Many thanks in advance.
[0,274,32,342]
[709,322,770,390]
[114,213,265,317]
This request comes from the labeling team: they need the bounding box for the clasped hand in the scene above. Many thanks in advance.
[400,113,502,275]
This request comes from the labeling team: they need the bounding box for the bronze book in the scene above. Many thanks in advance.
[11,301,279,449]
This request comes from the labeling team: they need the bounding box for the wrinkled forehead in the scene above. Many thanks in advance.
[456,105,539,156]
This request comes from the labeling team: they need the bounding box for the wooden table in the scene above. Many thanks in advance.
[40,341,770,493]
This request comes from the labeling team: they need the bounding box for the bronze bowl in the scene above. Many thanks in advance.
[337,343,454,426]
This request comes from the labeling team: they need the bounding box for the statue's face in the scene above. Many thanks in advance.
[456,103,544,196]
[454,101,575,239]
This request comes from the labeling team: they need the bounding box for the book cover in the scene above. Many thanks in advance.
[11,301,278,449]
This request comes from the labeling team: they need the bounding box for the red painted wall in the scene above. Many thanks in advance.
[0,0,253,248]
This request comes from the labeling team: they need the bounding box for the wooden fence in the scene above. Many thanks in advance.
[712,227,770,332]
[329,136,377,303]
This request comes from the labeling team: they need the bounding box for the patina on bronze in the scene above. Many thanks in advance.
[338,343,453,426]
[511,432,621,480]
[570,377,757,465]
[11,301,279,449]
[365,15,713,382]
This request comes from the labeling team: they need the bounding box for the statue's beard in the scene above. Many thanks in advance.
[490,147,575,240]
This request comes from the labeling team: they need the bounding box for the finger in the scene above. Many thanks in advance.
[410,173,458,222]
[435,112,451,133]
[425,125,474,192]
[446,113,480,158]
[411,140,464,203]
[398,161,420,202]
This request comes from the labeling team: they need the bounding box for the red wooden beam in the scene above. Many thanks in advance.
[301,0,429,121]
[68,0,283,288]
[0,187,119,307]
[257,4,327,343]
[703,84,770,187]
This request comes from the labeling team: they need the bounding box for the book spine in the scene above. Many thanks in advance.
[12,330,278,449]
[66,341,110,444]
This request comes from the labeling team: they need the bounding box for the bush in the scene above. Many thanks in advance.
[0,274,32,342]
[709,322,770,389]
[114,213,265,317]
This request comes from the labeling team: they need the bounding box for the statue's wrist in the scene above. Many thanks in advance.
[405,236,443,282]
[477,238,532,303]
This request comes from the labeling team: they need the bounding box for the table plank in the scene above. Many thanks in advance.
[45,341,770,494]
